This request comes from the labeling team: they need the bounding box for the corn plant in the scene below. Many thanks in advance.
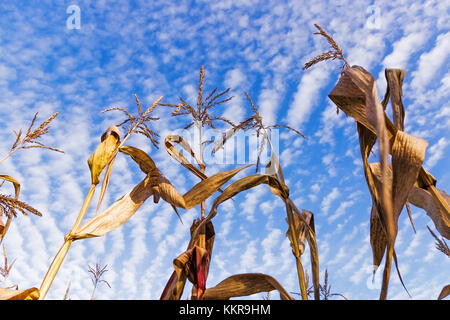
[0,24,448,301]
[304,24,450,300]
[88,261,111,300]
[0,112,62,300]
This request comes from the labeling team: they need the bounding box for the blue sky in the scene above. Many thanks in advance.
[0,0,449,300]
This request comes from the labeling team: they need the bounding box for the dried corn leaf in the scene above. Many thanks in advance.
[438,285,450,300]
[180,164,252,209]
[286,209,312,256]
[0,287,40,300]
[189,174,286,246]
[330,66,430,299]
[95,156,115,215]
[165,134,205,174]
[202,273,293,300]
[357,122,388,273]
[382,69,406,130]
[265,151,286,191]
[87,126,121,185]
[164,136,227,198]
[408,186,450,239]
[391,131,428,222]
[121,144,247,210]
[72,163,248,239]
[329,70,376,134]
[303,210,320,300]
[211,126,241,155]
[370,202,387,272]
[0,175,20,199]
[344,66,394,244]
[71,176,153,239]
[119,145,156,174]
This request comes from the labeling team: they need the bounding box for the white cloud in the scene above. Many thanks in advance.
[425,137,448,169]
[411,32,450,91]
[287,66,331,129]
[320,187,340,216]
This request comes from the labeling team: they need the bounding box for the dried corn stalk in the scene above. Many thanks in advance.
[303,21,447,302]
[328,66,449,299]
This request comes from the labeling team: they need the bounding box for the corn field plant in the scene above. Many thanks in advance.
[0,23,448,301]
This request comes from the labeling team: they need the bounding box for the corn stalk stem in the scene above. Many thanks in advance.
[198,124,206,249]
[0,149,17,165]
[39,184,97,299]
[264,129,307,299]
[39,239,72,300]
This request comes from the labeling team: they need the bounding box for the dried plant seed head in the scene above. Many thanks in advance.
[159,66,235,131]
[101,95,161,148]
[0,112,64,164]
[303,24,349,70]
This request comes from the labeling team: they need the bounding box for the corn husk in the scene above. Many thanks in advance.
[87,126,121,185]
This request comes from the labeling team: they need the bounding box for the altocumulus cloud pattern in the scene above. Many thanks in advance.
[0,0,448,300]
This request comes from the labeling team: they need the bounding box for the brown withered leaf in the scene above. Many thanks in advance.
[189,174,288,247]
[286,209,312,256]
[202,273,294,300]
[438,285,450,300]
[304,210,320,300]
[165,134,204,170]
[0,287,40,300]
[180,164,252,209]
[119,145,156,174]
[370,202,387,274]
[407,186,450,239]
[381,69,406,130]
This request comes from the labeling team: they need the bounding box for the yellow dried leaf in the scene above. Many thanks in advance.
[72,163,250,239]
[0,175,20,199]
[0,287,40,300]
[119,145,156,174]
[71,175,153,239]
